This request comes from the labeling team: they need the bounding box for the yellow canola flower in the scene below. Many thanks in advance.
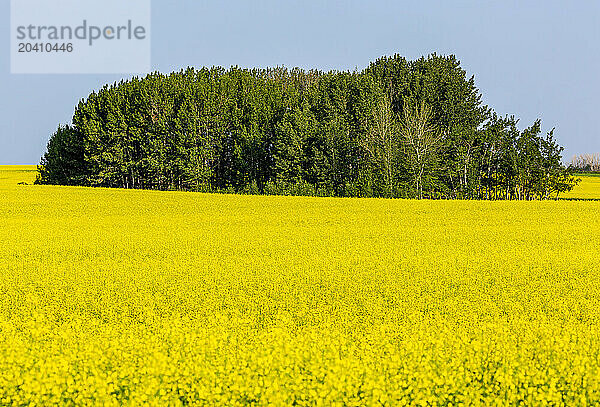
[1,166,600,405]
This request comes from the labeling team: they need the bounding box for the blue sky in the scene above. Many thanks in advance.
[1,0,599,164]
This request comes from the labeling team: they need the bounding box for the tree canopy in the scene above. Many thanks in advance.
[36,54,578,199]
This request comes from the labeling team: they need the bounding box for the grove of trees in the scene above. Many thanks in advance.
[571,153,600,172]
[36,54,578,199]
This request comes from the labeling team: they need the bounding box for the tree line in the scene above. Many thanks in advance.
[36,54,578,199]
[571,153,600,173]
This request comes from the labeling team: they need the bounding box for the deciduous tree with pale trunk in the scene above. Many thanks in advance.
[399,101,443,199]
[361,93,398,197]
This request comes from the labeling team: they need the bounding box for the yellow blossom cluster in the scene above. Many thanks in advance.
[1,166,599,405]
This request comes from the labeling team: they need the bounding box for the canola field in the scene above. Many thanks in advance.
[562,173,600,200]
[1,165,600,405]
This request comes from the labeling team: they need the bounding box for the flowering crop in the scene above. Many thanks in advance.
[563,173,600,200]
[1,166,600,405]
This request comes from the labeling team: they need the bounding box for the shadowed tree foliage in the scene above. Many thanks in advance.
[37,125,87,186]
[36,54,578,199]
